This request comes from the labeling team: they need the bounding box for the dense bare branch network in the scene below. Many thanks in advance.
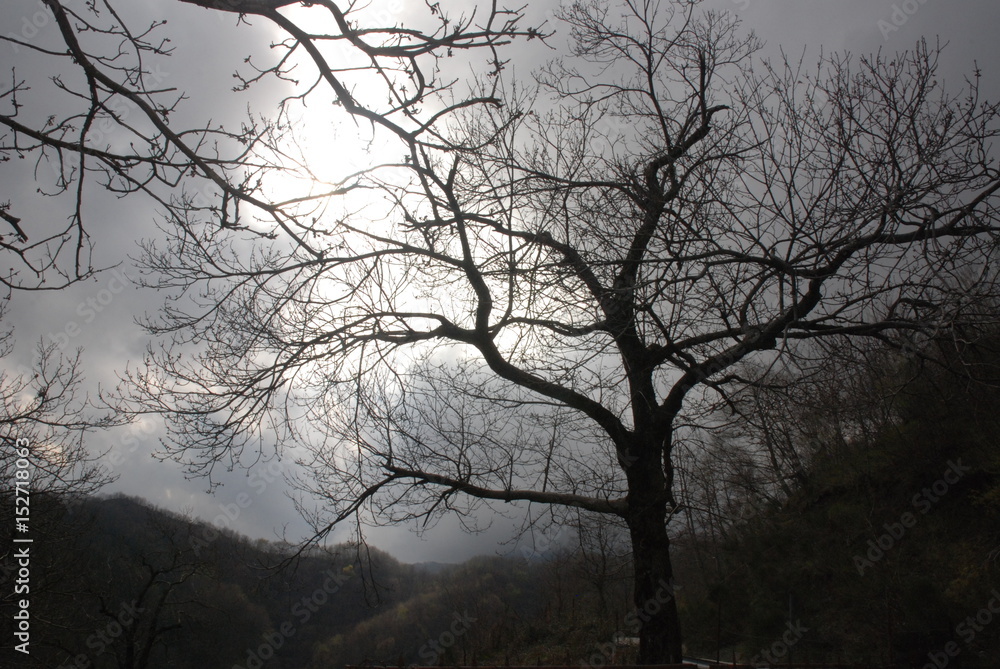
[3,1,1000,660]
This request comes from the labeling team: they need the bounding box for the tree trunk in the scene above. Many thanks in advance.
[626,489,683,663]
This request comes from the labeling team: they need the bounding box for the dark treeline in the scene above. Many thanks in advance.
[3,332,1000,668]
[675,331,1000,666]
[0,491,634,669]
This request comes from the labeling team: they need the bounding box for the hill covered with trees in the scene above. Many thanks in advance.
[0,492,636,668]
[675,336,1000,666]
[5,335,1000,669]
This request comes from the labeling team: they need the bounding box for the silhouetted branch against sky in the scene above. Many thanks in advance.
[1,0,999,579]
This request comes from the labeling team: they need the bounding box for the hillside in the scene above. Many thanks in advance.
[676,342,1000,666]
[0,493,631,669]
[4,342,1000,668]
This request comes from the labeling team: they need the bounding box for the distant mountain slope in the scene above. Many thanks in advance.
[0,492,630,669]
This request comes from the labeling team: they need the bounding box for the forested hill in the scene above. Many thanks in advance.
[676,340,1000,666]
[4,343,1000,668]
[0,493,633,669]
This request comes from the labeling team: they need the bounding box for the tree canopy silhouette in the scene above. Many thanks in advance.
[3,0,1000,661]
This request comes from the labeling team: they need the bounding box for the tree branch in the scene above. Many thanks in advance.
[385,464,628,516]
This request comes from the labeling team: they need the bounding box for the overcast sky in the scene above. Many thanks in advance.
[2,0,999,564]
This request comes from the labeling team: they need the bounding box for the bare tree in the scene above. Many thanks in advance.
[89,505,214,669]
[4,0,1000,661]
[0,286,119,508]
[0,321,117,499]
[0,295,120,663]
